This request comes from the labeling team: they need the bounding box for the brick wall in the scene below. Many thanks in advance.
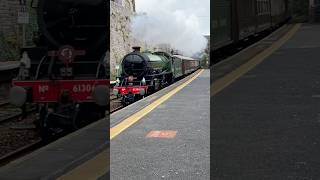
[0,0,19,61]
[0,0,37,61]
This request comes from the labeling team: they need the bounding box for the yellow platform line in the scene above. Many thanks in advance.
[57,69,203,180]
[57,149,109,180]
[110,69,204,140]
[212,24,301,96]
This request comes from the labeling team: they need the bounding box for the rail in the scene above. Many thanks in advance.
[0,139,42,167]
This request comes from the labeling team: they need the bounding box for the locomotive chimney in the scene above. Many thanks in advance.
[132,46,141,52]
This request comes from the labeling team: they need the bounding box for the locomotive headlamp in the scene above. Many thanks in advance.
[141,77,146,85]
[92,85,108,106]
[9,86,27,107]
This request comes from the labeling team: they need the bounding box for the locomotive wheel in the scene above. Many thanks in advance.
[161,75,168,88]
[121,98,128,106]
[153,78,161,91]
[167,74,174,85]
[72,103,106,130]
[71,104,81,130]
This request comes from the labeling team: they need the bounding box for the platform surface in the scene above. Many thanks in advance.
[110,70,210,180]
[0,61,19,71]
[0,118,108,180]
[212,24,320,179]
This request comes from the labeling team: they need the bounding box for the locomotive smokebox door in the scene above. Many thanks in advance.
[57,45,86,65]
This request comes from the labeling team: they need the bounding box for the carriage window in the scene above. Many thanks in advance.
[257,0,270,15]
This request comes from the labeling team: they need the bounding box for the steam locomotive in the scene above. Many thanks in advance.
[113,47,200,105]
[9,0,108,138]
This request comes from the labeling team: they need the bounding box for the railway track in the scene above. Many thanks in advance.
[0,91,41,166]
[0,103,21,123]
[0,101,8,108]
[110,95,123,114]
[110,82,124,113]
[0,108,41,167]
[0,139,42,166]
[0,103,36,124]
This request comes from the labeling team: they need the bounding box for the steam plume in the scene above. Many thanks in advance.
[131,0,208,56]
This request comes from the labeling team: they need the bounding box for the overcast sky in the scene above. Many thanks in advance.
[135,0,210,35]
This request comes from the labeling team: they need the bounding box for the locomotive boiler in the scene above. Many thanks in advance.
[9,0,108,139]
[113,47,200,105]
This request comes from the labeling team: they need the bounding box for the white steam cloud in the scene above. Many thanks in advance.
[131,0,209,57]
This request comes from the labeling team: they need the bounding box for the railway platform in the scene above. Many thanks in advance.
[0,69,209,179]
[213,23,320,179]
[0,61,19,83]
[0,118,108,180]
[110,69,210,179]
[0,61,19,71]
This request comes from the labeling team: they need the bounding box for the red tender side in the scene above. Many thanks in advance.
[12,79,109,102]
[114,86,148,95]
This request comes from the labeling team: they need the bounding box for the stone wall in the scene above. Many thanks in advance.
[0,0,37,62]
[0,0,20,61]
[110,0,152,80]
